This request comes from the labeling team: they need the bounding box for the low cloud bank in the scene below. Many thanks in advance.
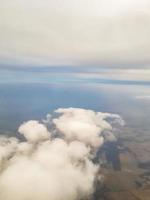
[0,108,123,200]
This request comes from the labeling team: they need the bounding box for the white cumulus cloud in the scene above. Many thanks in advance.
[0,107,124,200]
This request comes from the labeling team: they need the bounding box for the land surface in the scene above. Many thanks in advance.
[98,125,150,200]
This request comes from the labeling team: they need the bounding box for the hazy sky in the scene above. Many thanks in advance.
[0,0,150,69]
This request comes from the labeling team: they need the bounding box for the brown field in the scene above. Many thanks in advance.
[98,126,150,200]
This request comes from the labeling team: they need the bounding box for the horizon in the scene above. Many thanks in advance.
[0,1,150,200]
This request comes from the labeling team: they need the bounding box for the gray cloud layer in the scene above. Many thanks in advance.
[0,0,150,68]
[0,108,123,200]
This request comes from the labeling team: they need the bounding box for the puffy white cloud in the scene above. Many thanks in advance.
[54,108,112,147]
[18,120,51,143]
[0,136,18,166]
[0,107,124,200]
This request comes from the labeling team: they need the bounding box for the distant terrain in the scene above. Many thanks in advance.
[98,125,150,200]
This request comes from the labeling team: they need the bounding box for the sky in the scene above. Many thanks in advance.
[0,2,150,199]
[0,0,150,71]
